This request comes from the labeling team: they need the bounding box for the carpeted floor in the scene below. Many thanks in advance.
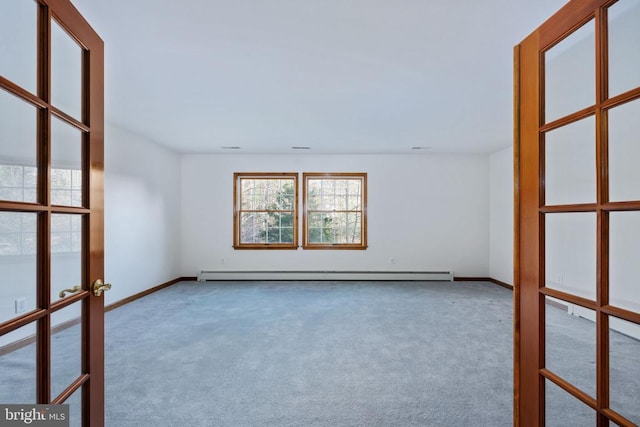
[104,281,514,427]
[1,280,638,426]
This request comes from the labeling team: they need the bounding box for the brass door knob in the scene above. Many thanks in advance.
[92,279,112,297]
[59,285,81,298]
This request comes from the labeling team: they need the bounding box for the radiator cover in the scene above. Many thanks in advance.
[197,270,453,281]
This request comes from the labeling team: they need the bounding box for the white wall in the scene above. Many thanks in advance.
[181,154,490,278]
[489,146,514,286]
[103,124,182,306]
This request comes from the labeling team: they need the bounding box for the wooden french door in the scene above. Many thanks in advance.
[515,0,640,425]
[0,0,105,425]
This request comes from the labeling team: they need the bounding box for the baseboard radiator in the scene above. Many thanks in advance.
[197,270,453,281]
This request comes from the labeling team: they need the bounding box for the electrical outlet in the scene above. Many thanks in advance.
[15,298,27,314]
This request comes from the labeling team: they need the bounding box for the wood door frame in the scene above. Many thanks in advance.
[515,0,640,425]
[514,21,545,423]
[0,0,104,425]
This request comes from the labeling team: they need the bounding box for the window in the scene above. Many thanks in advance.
[0,164,37,203]
[0,163,82,206]
[0,211,37,256]
[303,173,367,249]
[233,173,298,249]
[51,167,83,207]
[51,213,82,253]
[1,164,81,255]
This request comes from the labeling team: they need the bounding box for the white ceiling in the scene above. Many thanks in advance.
[71,0,568,155]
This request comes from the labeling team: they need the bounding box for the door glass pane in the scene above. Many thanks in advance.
[51,117,83,207]
[545,116,595,206]
[51,19,82,120]
[609,211,640,312]
[51,214,82,303]
[0,323,37,403]
[609,316,640,424]
[545,379,595,426]
[0,212,37,323]
[65,386,82,427]
[51,302,82,400]
[608,99,640,202]
[545,20,595,123]
[0,0,37,94]
[0,89,38,203]
[545,299,596,397]
[545,213,596,300]
[608,0,640,97]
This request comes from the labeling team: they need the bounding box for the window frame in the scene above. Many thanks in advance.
[233,172,299,250]
[302,172,367,250]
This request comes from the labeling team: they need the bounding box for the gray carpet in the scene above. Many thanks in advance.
[1,280,638,426]
[104,281,513,427]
